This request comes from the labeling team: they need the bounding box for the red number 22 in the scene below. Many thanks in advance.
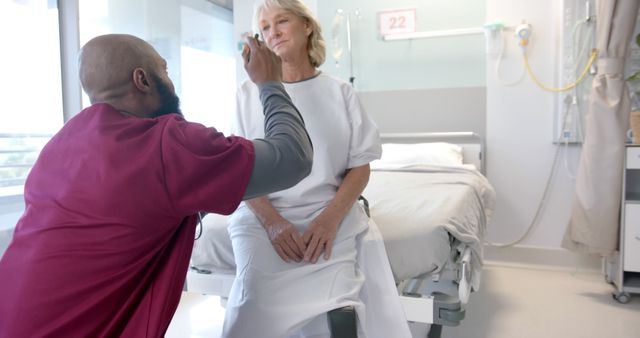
[389,16,406,29]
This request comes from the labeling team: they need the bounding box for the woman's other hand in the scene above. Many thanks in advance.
[302,214,340,263]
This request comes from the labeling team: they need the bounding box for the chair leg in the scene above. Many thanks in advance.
[327,306,357,338]
[427,324,443,338]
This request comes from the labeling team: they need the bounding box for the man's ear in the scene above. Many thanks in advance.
[132,68,152,93]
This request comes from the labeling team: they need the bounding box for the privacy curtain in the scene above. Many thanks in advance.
[563,0,640,256]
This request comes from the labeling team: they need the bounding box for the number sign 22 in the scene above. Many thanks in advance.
[378,9,416,36]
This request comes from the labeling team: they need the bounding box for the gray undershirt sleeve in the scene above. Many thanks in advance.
[243,81,313,200]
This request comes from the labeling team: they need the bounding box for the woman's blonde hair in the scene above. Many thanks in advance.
[253,0,326,68]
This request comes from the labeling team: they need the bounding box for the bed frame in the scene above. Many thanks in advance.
[379,132,484,338]
[186,132,486,338]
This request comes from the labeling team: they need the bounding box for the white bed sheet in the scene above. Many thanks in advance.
[191,213,235,273]
[364,164,495,290]
[190,164,495,291]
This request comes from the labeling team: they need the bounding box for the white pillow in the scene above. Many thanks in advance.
[371,142,463,169]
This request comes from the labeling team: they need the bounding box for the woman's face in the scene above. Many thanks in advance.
[258,6,312,63]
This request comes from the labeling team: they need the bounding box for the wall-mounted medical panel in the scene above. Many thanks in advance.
[555,0,640,144]
[553,0,596,144]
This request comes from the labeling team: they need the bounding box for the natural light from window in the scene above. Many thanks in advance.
[0,0,63,197]
[78,0,237,134]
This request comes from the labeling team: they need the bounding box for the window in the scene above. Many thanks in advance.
[78,0,236,133]
[0,0,64,252]
[0,0,64,196]
[0,0,236,255]
[180,3,236,133]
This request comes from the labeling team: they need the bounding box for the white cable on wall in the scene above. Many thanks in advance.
[494,31,526,86]
[487,13,596,248]
[486,143,562,248]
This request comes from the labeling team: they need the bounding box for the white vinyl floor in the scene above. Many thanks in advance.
[167,263,640,338]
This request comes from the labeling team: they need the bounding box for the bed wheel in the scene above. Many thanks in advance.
[613,291,631,304]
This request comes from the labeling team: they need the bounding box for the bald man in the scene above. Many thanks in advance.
[0,34,312,337]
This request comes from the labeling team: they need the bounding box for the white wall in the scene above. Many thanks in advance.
[486,0,583,249]
[316,0,486,92]
[360,87,487,138]
[232,0,579,250]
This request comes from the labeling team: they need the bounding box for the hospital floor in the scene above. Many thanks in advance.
[167,263,640,338]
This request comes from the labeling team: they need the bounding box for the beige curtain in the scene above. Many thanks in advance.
[563,0,640,256]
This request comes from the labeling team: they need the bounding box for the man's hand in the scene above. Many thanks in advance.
[265,220,306,263]
[242,35,282,84]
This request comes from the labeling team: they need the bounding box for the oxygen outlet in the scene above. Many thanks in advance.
[515,22,531,47]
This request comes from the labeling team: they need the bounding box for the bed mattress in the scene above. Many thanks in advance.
[363,165,495,289]
[191,164,495,290]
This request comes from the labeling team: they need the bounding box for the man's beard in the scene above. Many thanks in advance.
[151,73,182,118]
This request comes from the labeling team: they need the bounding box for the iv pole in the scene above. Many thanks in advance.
[346,11,355,86]
[335,9,360,87]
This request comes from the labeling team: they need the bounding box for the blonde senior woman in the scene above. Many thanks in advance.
[222,1,412,337]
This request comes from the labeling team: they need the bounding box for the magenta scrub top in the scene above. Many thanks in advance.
[0,103,254,337]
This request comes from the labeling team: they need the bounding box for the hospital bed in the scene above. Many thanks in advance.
[187,132,496,338]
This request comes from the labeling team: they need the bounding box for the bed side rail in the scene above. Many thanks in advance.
[399,293,465,326]
[398,243,473,327]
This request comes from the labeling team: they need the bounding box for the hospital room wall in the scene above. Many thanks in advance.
[314,0,486,136]
[358,88,486,137]
[485,0,583,251]
[232,0,486,136]
[233,0,572,251]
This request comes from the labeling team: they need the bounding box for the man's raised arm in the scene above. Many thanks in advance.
[240,36,313,199]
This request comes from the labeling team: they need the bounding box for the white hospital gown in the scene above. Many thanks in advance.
[222,73,411,338]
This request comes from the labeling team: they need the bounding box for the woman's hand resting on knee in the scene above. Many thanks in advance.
[302,213,340,263]
[265,219,306,263]
[246,196,306,262]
